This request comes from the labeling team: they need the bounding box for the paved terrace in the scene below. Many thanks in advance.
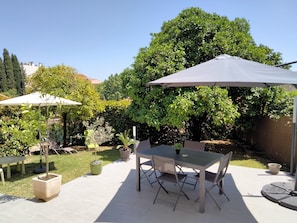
[0,154,297,223]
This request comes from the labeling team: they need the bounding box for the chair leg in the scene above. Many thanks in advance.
[206,189,222,210]
[140,167,154,187]
[207,184,230,210]
[173,179,189,211]
[216,184,230,201]
[153,181,165,204]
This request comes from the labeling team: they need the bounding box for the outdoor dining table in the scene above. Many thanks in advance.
[136,144,223,213]
[0,156,26,179]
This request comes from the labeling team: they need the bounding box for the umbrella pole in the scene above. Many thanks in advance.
[291,97,297,175]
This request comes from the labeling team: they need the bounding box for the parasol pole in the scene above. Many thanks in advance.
[290,97,297,191]
[291,97,297,175]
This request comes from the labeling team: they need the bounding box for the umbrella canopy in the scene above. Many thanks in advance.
[148,54,297,87]
[0,92,81,174]
[0,92,81,107]
[148,54,297,186]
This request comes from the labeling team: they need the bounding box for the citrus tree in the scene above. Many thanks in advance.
[123,7,290,141]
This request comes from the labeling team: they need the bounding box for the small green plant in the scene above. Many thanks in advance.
[83,117,114,163]
[116,130,135,151]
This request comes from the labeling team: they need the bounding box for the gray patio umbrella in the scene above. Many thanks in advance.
[0,92,81,173]
[148,54,297,190]
[148,54,297,87]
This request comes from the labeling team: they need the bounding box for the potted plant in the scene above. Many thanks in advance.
[83,117,114,175]
[32,113,64,201]
[268,162,282,175]
[173,143,182,154]
[116,130,135,161]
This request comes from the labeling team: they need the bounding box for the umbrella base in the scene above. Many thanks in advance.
[33,165,46,174]
[261,182,297,211]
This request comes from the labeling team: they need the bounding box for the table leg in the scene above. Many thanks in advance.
[199,169,205,213]
[21,161,25,174]
[7,164,11,179]
[136,155,141,191]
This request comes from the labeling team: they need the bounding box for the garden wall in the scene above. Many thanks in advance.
[254,116,297,167]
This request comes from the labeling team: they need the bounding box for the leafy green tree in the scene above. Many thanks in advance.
[123,7,287,141]
[0,106,40,156]
[0,58,7,92]
[3,48,15,91]
[96,73,125,100]
[27,65,104,145]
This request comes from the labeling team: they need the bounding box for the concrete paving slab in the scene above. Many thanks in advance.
[0,154,297,223]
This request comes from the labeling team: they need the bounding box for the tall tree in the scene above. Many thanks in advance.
[0,58,7,92]
[123,7,287,140]
[11,54,24,95]
[3,48,15,91]
[27,65,104,119]
[20,64,26,95]
[96,73,126,100]
[27,65,104,145]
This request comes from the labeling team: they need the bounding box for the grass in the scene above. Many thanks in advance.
[0,145,273,199]
[230,158,267,169]
[0,146,119,198]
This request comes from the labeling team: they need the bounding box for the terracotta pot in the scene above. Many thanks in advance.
[120,149,131,161]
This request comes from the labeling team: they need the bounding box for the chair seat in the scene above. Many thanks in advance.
[158,173,187,184]
[152,155,190,211]
[195,171,217,182]
[141,160,152,166]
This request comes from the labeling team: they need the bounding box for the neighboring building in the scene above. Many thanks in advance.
[89,78,101,85]
[21,62,100,85]
[76,73,101,85]
[21,62,42,76]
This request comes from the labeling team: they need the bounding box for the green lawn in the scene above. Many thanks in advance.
[0,146,271,199]
[0,146,120,198]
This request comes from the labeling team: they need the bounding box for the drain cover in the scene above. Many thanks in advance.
[261,182,297,211]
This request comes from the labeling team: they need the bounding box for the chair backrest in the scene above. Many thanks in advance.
[152,156,176,175]
[135,139,151,153]
[184,140,205,151]
[214,151,233,183]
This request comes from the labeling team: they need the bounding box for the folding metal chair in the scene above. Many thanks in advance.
[195,151,233,210]
[183,140,206,189]
[184,140,205,151]
[152,155,189,211]
[135,139,155,187]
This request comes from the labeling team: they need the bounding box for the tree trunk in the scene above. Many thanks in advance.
[188,115,205,141]
[62,113,67,147]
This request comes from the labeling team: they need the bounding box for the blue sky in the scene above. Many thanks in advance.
[1,0,296,81]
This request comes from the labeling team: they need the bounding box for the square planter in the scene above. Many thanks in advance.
[32,173,62,201]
